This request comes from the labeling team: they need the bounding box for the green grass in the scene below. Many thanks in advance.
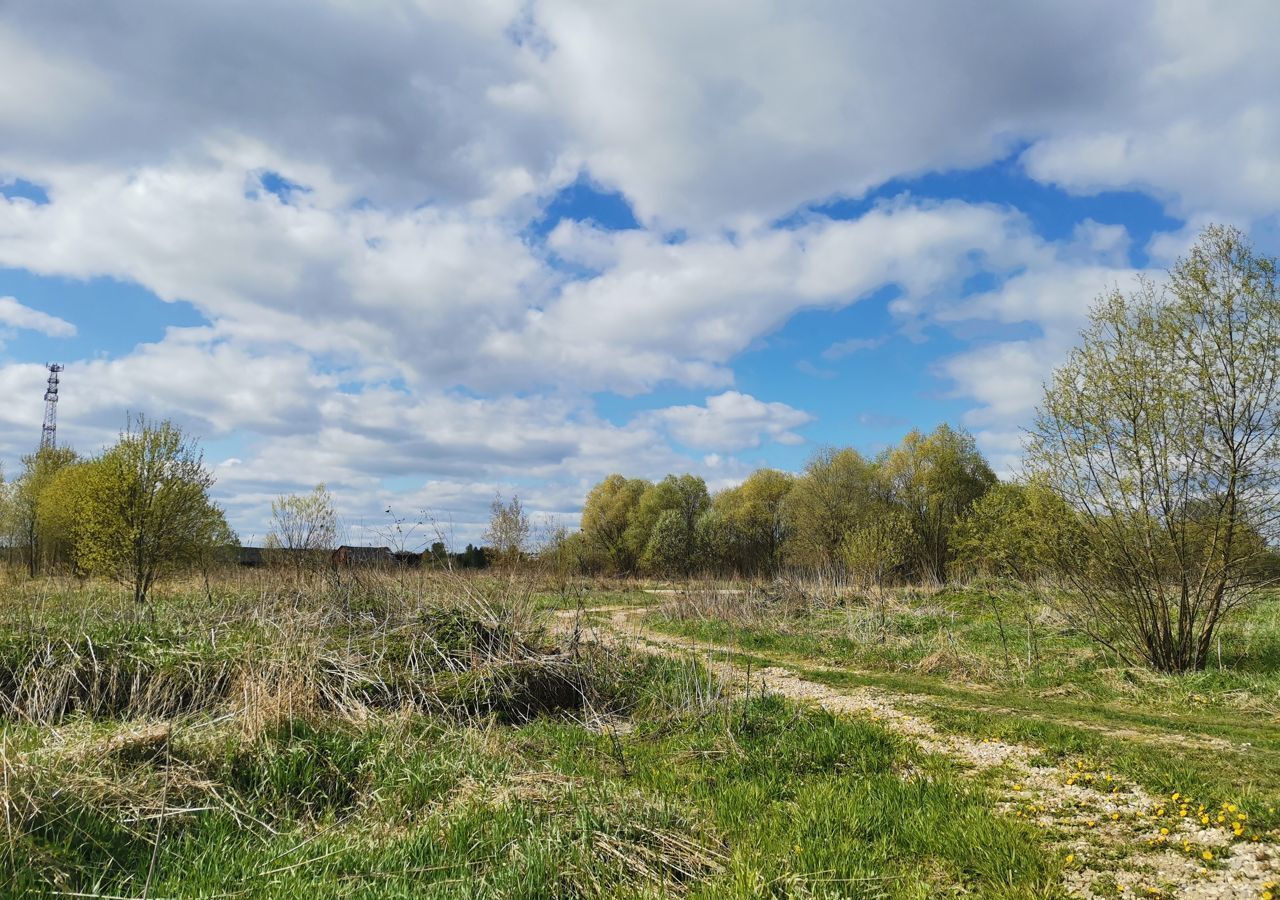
[530,584,652,611]
[643,583,1280,834]
[0,571,1063,897]
[6,699,1060,898]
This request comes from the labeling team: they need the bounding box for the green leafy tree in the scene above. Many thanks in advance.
[267,483,338,573]
[951,481,1081,583]
[484,493,531,566]
[783,448,880,572]
[841,507,911,594]
[1028,225,1280,671]
[536,520,590,577]
[950,480,1082,669]
[879,424,996,583]
[580,474,649,574]
[713,469,794,576]
[629,475,709,574]
[693,507,733,575]
[644,508,695,576]
[56,417,233,603]
[12,446,78,575]
[841,506,911,637]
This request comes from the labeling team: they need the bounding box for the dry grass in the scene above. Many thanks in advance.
[0,570,646,729]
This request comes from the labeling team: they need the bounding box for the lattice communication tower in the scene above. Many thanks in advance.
[40,363,64,450]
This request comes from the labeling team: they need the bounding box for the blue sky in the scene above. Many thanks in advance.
[2,0,1278,545]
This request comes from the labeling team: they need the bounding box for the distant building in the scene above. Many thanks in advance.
[235,546,267,567]
[330,545,395,567]
[231,546,317,567]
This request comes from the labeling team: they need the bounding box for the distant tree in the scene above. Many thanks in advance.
[841,505,911,637]
[783,448,880,572]
[426,541,450,569]
[50,417,233,603]
[267,484,337,574]
[951,481,1081,583]
[580,474,649,574]
[458,543,489,569]
[879,424,995,583]
[841,507,911,595]
[34,462,90,571]
[950,480,1083,669]
[1028,225,1280,671]
[644,508,695,576]
[693,507,734,576]
[0,465,12,567]
[484,493,531,566]
[715,468,794,576]
[12,446,78,575]
[629,475,709,574]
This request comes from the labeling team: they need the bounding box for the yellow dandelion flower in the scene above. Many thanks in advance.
[1201,850,1213,861]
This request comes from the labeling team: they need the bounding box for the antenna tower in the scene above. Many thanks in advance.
[40,363,64,450]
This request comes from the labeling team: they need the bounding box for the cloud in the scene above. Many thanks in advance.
[0,330,770,540]
[2,0,1278,537]
[522,199,1036,392]
[795,359,837,380]
[649,391,812,451]
[1019,2,1280,221]
[0,159,1151,526]
[0,296,76,337]
[930,225,1152,434]
[0,161,1042,395]
[530,0,1144,229]
[7,2,1279,233]
[0,2,555,214]
[822,336,886,360]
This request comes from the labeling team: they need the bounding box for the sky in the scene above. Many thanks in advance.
[3,0,1280,547]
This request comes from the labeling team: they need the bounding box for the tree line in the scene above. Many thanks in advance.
[553,423,996,585]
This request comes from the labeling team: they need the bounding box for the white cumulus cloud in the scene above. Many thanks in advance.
[0,296,76,337]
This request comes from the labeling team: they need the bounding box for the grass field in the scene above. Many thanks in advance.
[645,583,1280,810]
[0,570,1276,897]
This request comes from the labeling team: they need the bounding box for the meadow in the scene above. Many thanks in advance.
[0,568,1276,898]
